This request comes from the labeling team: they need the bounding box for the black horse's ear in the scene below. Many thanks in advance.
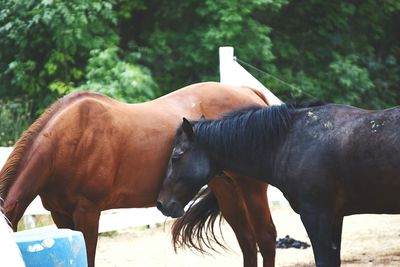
[182,117,194,140]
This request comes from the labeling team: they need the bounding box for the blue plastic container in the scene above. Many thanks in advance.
[14,228,87,267]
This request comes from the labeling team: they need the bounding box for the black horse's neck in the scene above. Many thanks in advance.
[193,105,294,180]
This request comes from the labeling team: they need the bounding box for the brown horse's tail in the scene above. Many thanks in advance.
[171,188,227,253]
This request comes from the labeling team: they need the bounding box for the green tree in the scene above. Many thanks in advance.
[264,0,400,108]
[0,0,157,144]
[125,0,288,93]
[77,47,158,103]
[0,0,119,106]
[0,97,32,146]
[1,0,400,117]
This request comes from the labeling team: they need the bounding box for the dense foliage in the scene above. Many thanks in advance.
[1,0,399,144]
[266,0,400,107]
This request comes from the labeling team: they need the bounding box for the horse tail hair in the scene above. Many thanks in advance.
[171,187,227,254]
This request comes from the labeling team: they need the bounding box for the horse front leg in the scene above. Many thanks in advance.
[50,210,74,229]
[209,175,258,267]
[232,174,276,267]
[72,200,101,267]
[332,216,343,265]
[299,207,342,267]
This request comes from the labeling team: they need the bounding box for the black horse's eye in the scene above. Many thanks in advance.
[171,149,184,162]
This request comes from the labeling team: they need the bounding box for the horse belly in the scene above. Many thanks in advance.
[343,178,400,215]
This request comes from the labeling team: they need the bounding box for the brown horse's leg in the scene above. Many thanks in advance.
[50,210,74,229]
[232,175,277,267]
[209,175,258,267]
[72,200,101,267]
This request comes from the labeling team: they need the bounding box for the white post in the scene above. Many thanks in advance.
[219,46,282,105]
[219,46,235,84]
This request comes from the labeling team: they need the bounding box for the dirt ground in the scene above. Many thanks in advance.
[96,205,400,267]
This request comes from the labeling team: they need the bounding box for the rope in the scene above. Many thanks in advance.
[234,57,318,99]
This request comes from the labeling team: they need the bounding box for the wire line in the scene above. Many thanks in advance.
[234,57,317,99]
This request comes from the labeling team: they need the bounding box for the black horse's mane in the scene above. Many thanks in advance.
[192,102,324,165]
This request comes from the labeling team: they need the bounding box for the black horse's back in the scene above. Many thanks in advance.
[277,103,400,209]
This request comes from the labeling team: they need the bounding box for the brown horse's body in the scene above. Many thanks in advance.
[0,82,276,267]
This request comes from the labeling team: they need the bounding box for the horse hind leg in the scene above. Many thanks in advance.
[233,175,276,267]
[71,200,101,267]
[209,175,258,267]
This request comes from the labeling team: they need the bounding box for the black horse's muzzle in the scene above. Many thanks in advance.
[156,199,184,218]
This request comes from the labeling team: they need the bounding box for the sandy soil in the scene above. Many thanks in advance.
[96,205,400,267]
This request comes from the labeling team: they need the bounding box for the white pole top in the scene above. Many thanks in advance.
[219,46,282,105]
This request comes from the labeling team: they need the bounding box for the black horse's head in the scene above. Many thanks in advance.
[157,118,219,218]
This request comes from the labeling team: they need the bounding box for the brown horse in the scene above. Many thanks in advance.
[0,82,276,267]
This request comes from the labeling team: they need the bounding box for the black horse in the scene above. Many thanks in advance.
[157,103,400,267]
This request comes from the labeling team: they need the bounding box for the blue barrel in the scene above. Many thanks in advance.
[14,228,87,267]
